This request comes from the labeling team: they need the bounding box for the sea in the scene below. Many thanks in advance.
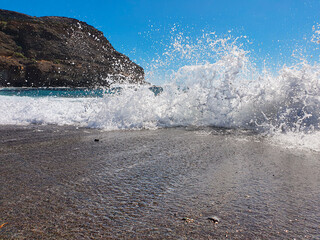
[1,32,320,152]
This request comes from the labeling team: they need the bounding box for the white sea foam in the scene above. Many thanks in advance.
[270,131,320,152]
[1,31,320,152]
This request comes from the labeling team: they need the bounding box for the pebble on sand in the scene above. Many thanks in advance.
[208,216,220,223]
[182,217,194,223]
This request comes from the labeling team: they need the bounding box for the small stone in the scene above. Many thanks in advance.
[208,216,220,223]
[94,139,99,142]
[182,217,194,223]
[0,222,8,229]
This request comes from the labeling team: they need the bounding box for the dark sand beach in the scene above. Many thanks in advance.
[0,125,319,239]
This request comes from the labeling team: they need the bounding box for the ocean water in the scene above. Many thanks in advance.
[1,32,320,152]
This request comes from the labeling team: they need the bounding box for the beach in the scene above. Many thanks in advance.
[0,125,319,239]
[2,2,320,239]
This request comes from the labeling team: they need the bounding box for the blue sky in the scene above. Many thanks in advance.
[2,0,320,83]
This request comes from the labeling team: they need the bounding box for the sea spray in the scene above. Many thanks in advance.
[1,30,320,151]
[2,61,319,131]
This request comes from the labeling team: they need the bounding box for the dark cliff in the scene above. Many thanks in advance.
[0,9,145,88]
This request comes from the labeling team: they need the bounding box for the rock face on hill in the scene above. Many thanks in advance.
[0,9,145,88]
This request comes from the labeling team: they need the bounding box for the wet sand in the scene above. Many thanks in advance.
[0,125,319,239]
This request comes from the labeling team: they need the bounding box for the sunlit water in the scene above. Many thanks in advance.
[1,126,319,239]
[1,29,320,152]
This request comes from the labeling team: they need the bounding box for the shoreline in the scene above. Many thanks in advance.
[0,125,319,239]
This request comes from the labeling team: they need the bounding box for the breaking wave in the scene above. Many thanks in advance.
[1,29,320,151]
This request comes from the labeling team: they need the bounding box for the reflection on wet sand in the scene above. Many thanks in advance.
[0,125,319,239]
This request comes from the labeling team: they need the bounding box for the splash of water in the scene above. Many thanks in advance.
[1,28,320,151]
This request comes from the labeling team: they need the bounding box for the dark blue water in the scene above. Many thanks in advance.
[0,86,163,98]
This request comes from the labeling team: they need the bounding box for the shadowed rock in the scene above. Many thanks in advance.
[0,9,145,88]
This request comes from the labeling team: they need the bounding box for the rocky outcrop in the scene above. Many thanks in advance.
[0,9,145,88]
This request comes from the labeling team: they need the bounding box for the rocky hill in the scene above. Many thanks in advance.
[0,9,145,88]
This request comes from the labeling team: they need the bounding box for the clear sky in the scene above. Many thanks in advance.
[2,0,320,83]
